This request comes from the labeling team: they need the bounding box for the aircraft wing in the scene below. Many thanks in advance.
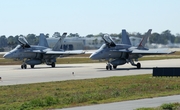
[45,50,85,55]
[23,48,85,55]
[132,48,175,55]
[22,49,48,53]
[110,49,132,53]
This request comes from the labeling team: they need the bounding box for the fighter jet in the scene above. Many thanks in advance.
[90,29,175,70]
[3,33,85,69]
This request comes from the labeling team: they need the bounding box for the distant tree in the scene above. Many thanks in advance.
[161,30,175,43]
[86,34,94,38]
[129,32,142,38]
[26,34,38,45]
[52,32,61,38]
[94,33,104,37]
[75,33,79,37]
[67,33,79,37]
[45,33,49,38]
[7,36,15,47]
[174,33,180,43]
[110,33,119,37]
[0,35,7,47]
[149,33,160,44]
[14,35,20,46]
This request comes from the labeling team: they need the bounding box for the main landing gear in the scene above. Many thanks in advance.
[21,64,35,69]
[51,62,55,68]
[31,65,34,68]
[105,59,141,70]
[130,59,141,69]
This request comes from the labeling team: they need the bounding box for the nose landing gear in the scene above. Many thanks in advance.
[106,63,112,70]
[21,64,27,69]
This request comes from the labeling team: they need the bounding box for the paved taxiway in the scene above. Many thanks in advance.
[0,59,180,86]
[0,59,180,109]
[60,95,180,110]
[0,59,180,85]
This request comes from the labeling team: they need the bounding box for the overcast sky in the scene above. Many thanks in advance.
[0,0,180,37]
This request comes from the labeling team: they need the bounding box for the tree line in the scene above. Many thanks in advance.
[0,30,180,51]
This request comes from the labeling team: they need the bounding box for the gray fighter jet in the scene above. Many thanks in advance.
[3,33,85,69]
[90,29,175,70]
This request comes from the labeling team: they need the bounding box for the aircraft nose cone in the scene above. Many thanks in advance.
[89,53,98,60]
[3,53,10,58]
[89,53,94,59]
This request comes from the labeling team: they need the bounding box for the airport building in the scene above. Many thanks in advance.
[47,37,105,50]
[46,36,142,50]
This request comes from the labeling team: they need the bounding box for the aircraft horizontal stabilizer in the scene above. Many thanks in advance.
[132,48,174,55]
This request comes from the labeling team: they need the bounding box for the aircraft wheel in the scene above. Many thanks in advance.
[137,63,141,69]
[21,65,23,69]
[31,65,34,68]
[113,65,117,69]
[51,62,55,68]
[106,66,109,70]
[109,65,112,70]
[24,64,27,69]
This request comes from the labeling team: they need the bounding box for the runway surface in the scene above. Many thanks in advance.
[0,59,180,110]
[0,59,180,86]
[59,95,180,110]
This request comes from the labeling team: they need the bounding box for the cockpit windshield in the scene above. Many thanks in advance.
[103,34,112,43]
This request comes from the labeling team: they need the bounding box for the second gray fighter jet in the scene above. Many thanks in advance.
[90,29,174,70]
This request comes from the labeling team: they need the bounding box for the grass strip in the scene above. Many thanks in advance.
[0,74,180,110]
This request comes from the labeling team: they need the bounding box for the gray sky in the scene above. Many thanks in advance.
[0,0,180,37]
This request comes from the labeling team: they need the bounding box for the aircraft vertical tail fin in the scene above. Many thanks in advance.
[121,29,131,45]
[138,29,152,49]
[38,33,49,48]
[52,32,67,51]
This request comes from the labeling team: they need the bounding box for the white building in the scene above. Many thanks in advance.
[129,36,142,46]
[46,36,144,50]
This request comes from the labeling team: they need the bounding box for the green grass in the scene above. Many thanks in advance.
[137,102,180,110]
[0,74,180,110]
